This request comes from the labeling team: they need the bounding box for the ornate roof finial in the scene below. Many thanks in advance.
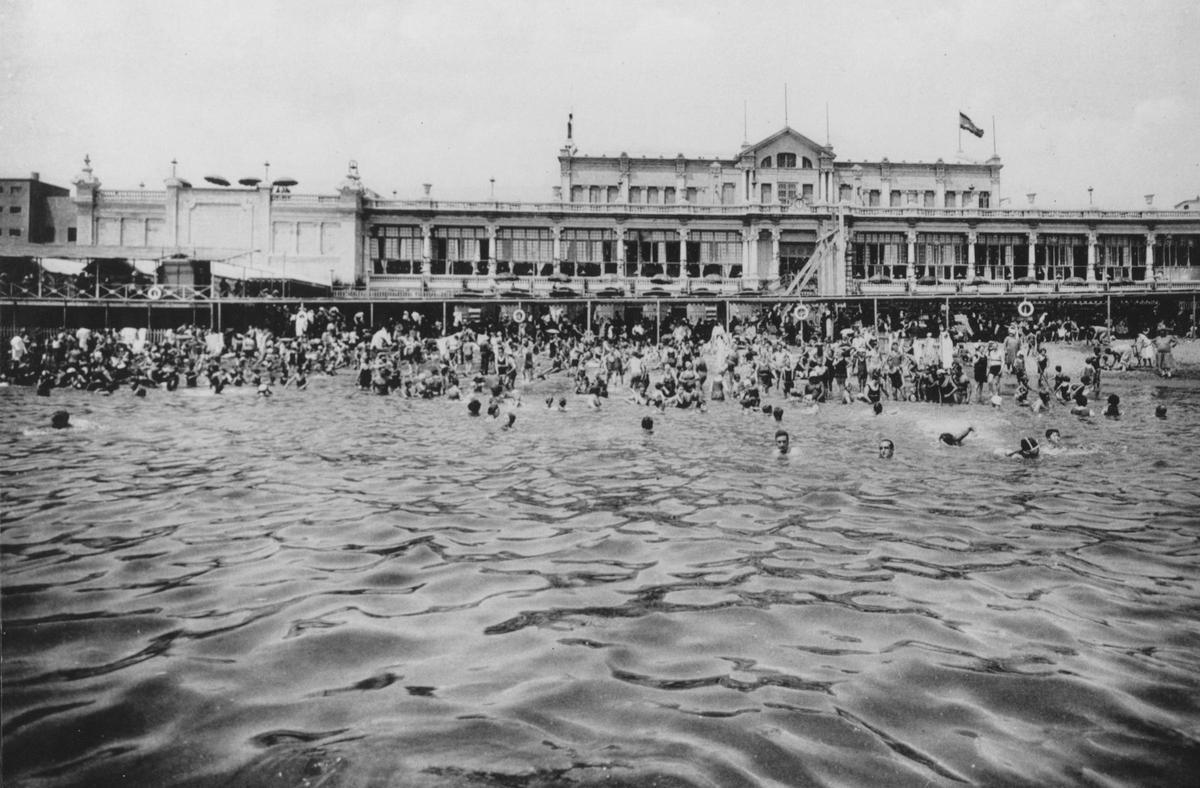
[171,158,178,177]
[83,154,92,171]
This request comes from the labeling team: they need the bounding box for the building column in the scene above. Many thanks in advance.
[1027,232,1038,280]
[678,227,688,277]
[1146,232,1156,281]
[741,228,752,281]
[1086,231,1097,282]
[906,230,916,282]
[552,225,562,270]
[769,227,781,284]
[420,222,431,276]
[614,224,625,278]
[967,231,977,276]
[487,225,498,276]
[743,227,759,286]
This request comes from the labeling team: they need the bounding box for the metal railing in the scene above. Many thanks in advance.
[99,190,167,202]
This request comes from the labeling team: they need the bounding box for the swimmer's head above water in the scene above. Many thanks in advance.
[878,439,894,459]
[774,429,790,455]
[50,410,71,429]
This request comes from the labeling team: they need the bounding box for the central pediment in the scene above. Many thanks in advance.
[740,126,833,168]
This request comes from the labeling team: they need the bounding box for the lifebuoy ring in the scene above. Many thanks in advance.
[146,286,163,301]
[1017,300,1034,318]
[796,303,811,321]
[511,308,526,323]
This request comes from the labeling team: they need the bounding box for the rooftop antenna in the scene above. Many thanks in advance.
[992,116,997,157]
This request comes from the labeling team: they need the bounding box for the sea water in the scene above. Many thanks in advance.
[2,376,1199,786]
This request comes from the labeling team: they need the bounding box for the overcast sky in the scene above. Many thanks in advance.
[3,0,1197,208]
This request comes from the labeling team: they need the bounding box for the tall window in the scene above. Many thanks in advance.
[778,182,798,205]
[646,187,659,204]
[498,227,554,276]
[777,153,797,168]
[663,187,676,205]
[801,184,814,204]
[371,225,422,275]
[801,157,813,169]
[690,230,742,278]
[890,190,901,207]
[851,233,905,280]
[433,226,488,276]
[924,191,935,207]
[916,233,967,280]
[562,228,613,277]
[978,191,991,208]
[760,184,772,204]
[869,189,880,207]
[629,187,642,204]
[945,191,957,208]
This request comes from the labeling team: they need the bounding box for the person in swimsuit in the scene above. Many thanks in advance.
[939,426,974,446]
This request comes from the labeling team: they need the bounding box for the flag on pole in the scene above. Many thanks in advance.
[959,112,984,138]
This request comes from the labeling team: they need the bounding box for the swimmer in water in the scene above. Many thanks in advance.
[1044,428,1061,446]
[1008,437,1041,459]
[939,426,974,446]
[773,406,784,422]
[872,401,883,416]
[774,429,792,456]
[545,396,554,409]
[50,410,71,429]
[1103,393,1120,418]
[641,416,654,433]
[467,399,482,417]
[1070,392,1092,417]
[501,412,517,430]
[1155,404,1167,419]
[557,397,567,412]
[878,438,894,459]
[257,382,272,397]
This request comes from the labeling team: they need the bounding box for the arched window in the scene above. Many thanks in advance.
[760,156,773,168]
[777,153,797,168]
[801,157,813,169]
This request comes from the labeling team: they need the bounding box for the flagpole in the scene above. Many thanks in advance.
[992,116,997,156]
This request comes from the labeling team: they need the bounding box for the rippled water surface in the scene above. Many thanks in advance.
[3,376,1200,787]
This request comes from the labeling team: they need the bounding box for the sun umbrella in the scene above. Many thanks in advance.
[204,175,230,186]
[272,177,298,188]
[238,178,261,187]
[650,273,675,285]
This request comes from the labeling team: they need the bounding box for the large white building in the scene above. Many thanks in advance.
[4,123,1199,302]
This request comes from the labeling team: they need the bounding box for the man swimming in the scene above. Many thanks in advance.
[939,426,974,446]
[878,438,894,459]
[1008,437,1040,459]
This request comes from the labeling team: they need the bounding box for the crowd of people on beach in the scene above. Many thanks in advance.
[6,299,1183,458]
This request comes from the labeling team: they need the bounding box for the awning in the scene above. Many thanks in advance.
[131,259,160,276]
[39,257,88,275]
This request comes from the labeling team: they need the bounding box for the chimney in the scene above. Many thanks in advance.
[30,172,39,181]
[1026,193,1036,205]
[1144,194,1154,206]
[423,183,432,198]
